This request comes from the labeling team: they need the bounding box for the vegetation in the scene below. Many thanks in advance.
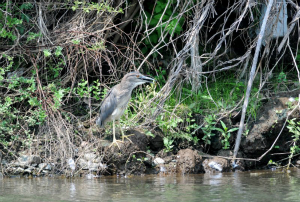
[0,0,300,173]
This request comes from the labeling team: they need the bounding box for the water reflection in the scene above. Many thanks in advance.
[1,169,300,202]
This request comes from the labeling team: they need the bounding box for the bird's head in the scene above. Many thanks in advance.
[122,71,154,88]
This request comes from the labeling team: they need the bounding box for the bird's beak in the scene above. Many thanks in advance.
[140,75,154,83]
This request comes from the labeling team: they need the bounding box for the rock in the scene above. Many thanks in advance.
[126,129,149,151]
[78,158,88,170]
[7,68,25,79]
[84,153,97,161]
[68,158,76,171]
[14,167,24,174]
[149,134,164,151]
[1,159,8,166]
[208,161,223,171]
[24,168,32,174]
[38,163,52,170]
[31,155,41,165]
[217,150,245,170]
[14,155,41,168]
[94,157,103,163]
[88,162,99,171]
[176,149,203,174]
[241,92,300,164]
[15,155,29,167]
[202,157,230,173]
[153,157,165,165]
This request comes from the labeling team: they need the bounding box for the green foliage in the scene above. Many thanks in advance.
[154,66,167,85]
[26,32,42,42]
[74,79,101,100]
[201,115,218,145]
[156,102,200,148]
[287,118,300,166]
[177,75,262,121]
[71,1,123,13]
[72,39,81,44]
[215,120,239,149]
[141,0,184,54]
[88,41,106,51]
[163,137,174,152]
[55,46,63,56]
[0,53,68,147]
[43,49,51,57]
[0,2,33,40]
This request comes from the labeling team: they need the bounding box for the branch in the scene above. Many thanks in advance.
[232,0,274,163]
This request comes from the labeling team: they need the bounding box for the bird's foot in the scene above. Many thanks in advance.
[122,134,134,143]
[109,139,123,149]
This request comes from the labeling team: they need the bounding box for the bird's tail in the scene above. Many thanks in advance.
[96,117,103,127]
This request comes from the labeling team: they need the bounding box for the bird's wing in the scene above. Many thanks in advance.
[96,87,117,127]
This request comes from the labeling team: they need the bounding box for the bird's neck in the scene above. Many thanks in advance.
[119,81,137,93]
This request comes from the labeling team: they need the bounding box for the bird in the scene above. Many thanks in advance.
[96,71,154,148]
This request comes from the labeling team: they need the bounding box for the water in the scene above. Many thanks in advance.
[1,169,300,202]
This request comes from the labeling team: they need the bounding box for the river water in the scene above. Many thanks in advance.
[1,169,300,202]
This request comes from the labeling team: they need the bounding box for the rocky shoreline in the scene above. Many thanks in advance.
[1,92,300,177]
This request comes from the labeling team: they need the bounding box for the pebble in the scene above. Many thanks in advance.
[154,158,165,165]
[208,161,223,172]
[84,153,97,161]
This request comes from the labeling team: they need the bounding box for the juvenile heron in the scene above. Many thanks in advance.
[96,71,154,147]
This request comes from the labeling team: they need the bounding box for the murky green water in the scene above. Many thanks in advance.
[1,169,300,202]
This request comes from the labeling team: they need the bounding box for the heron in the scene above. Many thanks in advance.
[96,71,154,148]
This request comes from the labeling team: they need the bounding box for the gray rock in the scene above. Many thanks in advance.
[88,162,99,171]
[84,153,97,161]
[68,158,76,171]
[15,155,41,167]
[99,163,107,169]
[202,157,230,173]
[38,163,52,170]
[78,158,88,170]
[94,157,103,163]
[30,156,41,165]
[1,159,8,166]
[24,168,32,174]
[14,167,24,174]
[208,161,222,171]
[153,157,165,165]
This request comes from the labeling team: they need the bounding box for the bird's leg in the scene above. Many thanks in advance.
[109,120,121,149]
[118,121,133,143]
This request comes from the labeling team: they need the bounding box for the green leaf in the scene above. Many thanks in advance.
[149,18,159,26]
[214,128,224,133]
[228,128,239,133]
[154,14,162,20]
[28,97,39,107]
[150,33,158,44]
[43,49,51,57]
[141,46,148,54]
[166,9,172,15]
[55,46,63,56]
[220,120,226,130]
[155,5,162,13]
[72,39,80,44]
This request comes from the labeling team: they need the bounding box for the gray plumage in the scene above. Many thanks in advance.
[96,71,154,129]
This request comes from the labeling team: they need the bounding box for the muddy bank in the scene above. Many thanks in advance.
[1,92,300,177]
